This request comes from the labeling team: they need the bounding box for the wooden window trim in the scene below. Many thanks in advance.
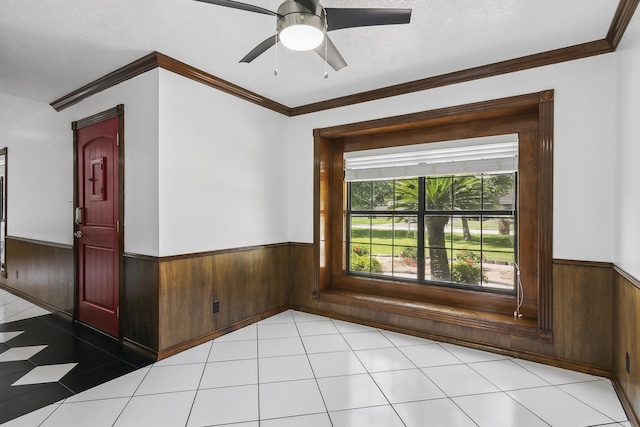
[313,90,554,342]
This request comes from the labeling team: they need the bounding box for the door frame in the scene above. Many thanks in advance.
[72,104,125,338]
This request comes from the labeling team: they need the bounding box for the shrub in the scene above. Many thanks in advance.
[399,247,418,262]
[352,245,369,256]
[451,250,487,285]
[350,246,383,274]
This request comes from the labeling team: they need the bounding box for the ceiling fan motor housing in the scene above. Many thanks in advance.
[277,0,326,51]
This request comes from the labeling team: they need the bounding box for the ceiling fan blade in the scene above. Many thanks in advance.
[314,36,347,71]
[194,0,276,16]
[294,0,319,13]
[325,8,412,31]
[240,35,278,63]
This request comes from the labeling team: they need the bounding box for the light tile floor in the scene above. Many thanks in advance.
[1,302,633,426]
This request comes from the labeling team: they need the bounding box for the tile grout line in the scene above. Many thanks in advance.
[105,361,155,427]
[256,328,261,426]
[460,357,551,426]
[181,340,215,427]
[333,319,410,425]
[292,311,334,427]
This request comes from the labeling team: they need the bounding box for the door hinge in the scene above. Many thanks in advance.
[116,133,120,146]
[117,307,120,319]
[117,220,120,232]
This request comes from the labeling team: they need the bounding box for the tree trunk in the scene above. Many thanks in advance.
[425,216,451,281]
[498,218,511,235]
[461,216,472,241]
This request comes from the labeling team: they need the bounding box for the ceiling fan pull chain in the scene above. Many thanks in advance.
[323,15,328,79]
[274,34,279,76]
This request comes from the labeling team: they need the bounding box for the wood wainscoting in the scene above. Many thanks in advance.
[3,236,639,423]
[292,243,614,375]
[124,243,291,360]
[613,267,640,425]
[0,236,74,316]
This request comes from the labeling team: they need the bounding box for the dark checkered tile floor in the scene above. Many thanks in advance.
[0,289,152,424]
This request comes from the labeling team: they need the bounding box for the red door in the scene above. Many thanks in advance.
[76,116,120,336]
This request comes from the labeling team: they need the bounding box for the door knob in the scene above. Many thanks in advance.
[74,230,83,238]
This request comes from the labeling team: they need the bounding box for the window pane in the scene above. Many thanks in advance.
[482,251,515,292]
[391,216,418,279]
[451,249,484,286]
[481,215,515,291]
[425,176,452,211]
[451,215,481,251]
[482,173,516,211]
[453,175,481,211]
[350,181,372,210]
[481,216,515,256]
[394,178,418,211]
[396,246,418,280]
[425,247,451,282]
[372,181,394,211]
[350,215,371,245]
[425,213,450,282]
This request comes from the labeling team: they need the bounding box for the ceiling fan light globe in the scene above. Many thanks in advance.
[280,24,324,51]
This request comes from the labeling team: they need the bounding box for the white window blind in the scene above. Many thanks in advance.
[344,134,519,182]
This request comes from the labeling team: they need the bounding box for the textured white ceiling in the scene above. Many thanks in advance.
[0,0,620,108]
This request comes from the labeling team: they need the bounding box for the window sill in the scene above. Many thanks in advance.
[316,288,547,341]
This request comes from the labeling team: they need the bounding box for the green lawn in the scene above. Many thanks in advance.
[352,216,509,231]
[350,227,514,262]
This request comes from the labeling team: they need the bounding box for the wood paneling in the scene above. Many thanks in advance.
[1,237,74,315]
[157,244,291,356]
[613,267,640,425]
[123,254,159,357]
[315,91,553,337]
[551,262,612,368]
[4,234,638,424]
[294,242,614,375]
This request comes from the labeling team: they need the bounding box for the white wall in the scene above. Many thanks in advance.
[0,48,624,263]
[615,11,640,278]
[287,54,617,262]
[157,69,290,256]
[0,70,160,255]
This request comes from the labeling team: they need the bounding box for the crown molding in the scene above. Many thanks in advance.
[154,53,290,115]
[50,0,636,116]
[50,53,158,112]
[607,0,640,50]
[289,40,612,116]
[50,52,290,115]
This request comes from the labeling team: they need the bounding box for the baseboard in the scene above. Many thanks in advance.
[612,376,640,427]
[156,305,290,361]
[122,338,159,361]
[291,303,611,378]
[0,283,73,320]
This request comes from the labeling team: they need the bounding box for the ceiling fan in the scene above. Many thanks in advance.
[195,0,412,72]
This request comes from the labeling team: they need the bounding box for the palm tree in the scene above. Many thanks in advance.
[390,174,515,282]
[395,176,481,281]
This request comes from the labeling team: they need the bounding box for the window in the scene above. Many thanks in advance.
[345,136,518,293]
[347,173,517,292]
[314,90,554,342]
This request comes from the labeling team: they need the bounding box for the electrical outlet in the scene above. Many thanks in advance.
[626,352,631,374]
[213,300,220,313]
